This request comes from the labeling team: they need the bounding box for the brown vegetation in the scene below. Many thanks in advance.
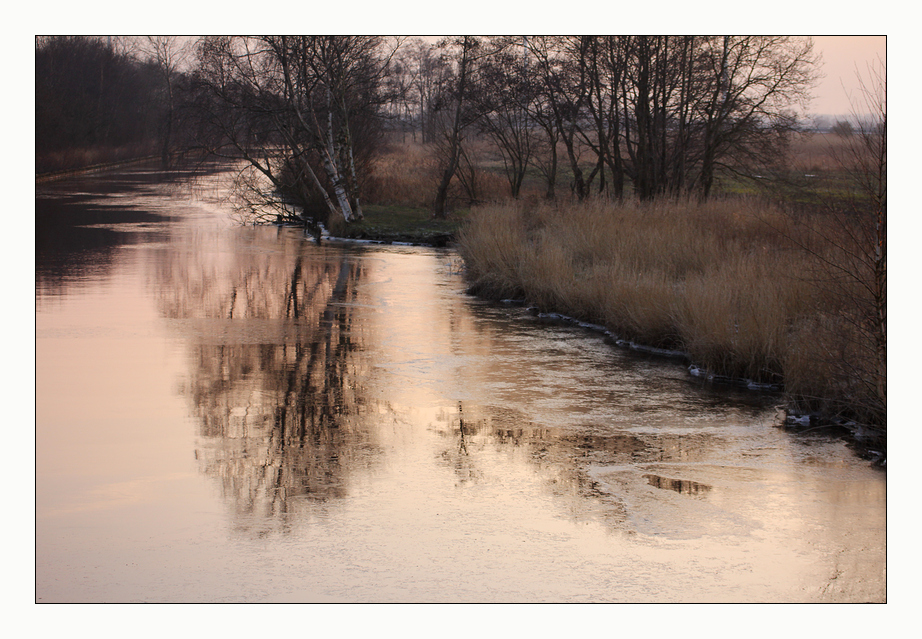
[458,194,884,436]
[364,139,510,211]
[36,143,160,176]
[454,58,885,441]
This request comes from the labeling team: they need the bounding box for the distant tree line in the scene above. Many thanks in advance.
[394,36,818,209]
[37,35,820,221]
[36,37,174,173]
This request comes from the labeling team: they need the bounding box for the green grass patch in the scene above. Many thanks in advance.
[333,204,465,246]
[713,168,878,212]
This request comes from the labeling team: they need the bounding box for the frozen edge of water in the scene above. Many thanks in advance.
[498,304,885,467]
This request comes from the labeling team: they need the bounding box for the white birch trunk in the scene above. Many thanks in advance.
[319,145,354,222]
[316,85,355,222]
[345,140,364,220]
[332,179,355,221]
[301,156,343,221]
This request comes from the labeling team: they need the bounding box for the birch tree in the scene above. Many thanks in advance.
[192,36,390,229]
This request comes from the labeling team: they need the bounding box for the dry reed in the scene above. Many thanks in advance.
[459,196,876,424]
[364,141,441,208]
[365,139,517,210]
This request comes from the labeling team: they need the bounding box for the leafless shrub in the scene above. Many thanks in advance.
[780,59,886,433]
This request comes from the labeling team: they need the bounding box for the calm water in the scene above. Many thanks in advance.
[35,164,885,603]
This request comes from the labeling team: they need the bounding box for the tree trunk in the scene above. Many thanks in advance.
[434,37,473,218]
[434,137,461,217]
[161,69,174,169]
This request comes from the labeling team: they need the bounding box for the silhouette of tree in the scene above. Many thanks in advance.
[191,36,394,231]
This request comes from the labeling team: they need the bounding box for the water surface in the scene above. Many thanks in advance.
[35,164,886,602]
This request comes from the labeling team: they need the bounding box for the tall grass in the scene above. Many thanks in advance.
[364,139,512,210]
[459,196,883,432]
[364,141,440,208]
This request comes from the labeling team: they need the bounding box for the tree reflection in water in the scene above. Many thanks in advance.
[152,224,783,538]
[155,232,380,531]
[643,474,713,495]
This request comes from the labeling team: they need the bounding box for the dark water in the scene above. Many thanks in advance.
[35,164,885,603]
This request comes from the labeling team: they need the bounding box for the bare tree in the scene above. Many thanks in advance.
[816,59,886,428]
[764,60,885,435]
[191,36,392,231]
[527,36,593,200]
[474,37,534,198]
[381,40,420,141]
[519,38,561,200]
[617,36,695,200]
[431,36,494,217]
[694,36,819,198]
[140,36,192,168]
[383,38,449,143]
[580,35,627,198]
[525,36,818,201]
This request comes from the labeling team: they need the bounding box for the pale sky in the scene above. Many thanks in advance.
[810,35,886,116]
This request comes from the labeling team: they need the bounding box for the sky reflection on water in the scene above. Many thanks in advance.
[35,164,885,603]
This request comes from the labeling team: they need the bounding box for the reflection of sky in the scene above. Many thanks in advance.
[35,166,886,603]
[36,258,201,520]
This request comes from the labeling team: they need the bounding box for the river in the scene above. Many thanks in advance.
[35,162,885,603]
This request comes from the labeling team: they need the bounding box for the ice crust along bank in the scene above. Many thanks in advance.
[488,297,884,466]
[457,197,885,460]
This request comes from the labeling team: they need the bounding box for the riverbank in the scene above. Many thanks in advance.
[35,150,212,183]
[457,196,886,460]
[36,155,162,183]
[37,163,886,602]
[325,204,464,247]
